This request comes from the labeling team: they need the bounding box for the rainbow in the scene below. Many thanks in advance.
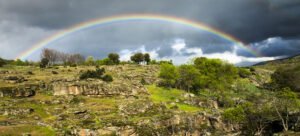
[17,14,259,60]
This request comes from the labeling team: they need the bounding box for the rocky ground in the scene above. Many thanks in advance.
[0,65,298,136]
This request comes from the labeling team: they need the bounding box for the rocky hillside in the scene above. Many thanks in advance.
[0,64,299,136]
[254,54,300,70]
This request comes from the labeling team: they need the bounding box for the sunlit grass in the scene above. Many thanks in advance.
[147,85,202,112]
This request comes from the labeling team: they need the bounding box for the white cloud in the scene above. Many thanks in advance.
[171,39,186,53]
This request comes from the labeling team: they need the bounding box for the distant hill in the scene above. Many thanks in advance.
[254,54,300,69]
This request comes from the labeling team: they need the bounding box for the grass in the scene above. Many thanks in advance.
[0,125,55,136]
[147,85,202,112]
[147,85,183,102]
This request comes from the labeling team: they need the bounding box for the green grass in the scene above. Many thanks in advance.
[147,85,202,112]
[0,125,55,136]
[147,85,183,102]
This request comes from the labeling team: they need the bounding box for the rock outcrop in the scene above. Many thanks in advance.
[0,85,36,97]
[52,80,148,96]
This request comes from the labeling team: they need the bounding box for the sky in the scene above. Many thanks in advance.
[0,0,300,66]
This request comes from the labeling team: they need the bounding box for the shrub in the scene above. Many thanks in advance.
[0,57,7,67]
[271,65,300,92]
[27,71,34,75]
[79,68,105,80]
[52,71,58,74]
[85,56,95,66]
[79,68,113,82]
[140,78,147,85]
[223,106,246,123]
[40,58,49,68]
[102,74,113,82]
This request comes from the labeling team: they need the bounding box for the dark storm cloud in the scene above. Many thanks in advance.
[251,37,300,57]
[1,0,300,42]
[0,0,300,63]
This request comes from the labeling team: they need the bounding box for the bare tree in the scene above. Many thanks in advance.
[41,48,85,65]
[41,48,60,65]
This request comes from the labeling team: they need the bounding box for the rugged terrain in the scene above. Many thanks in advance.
[0,63,299,136]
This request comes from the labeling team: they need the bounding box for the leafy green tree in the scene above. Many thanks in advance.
[144,53,151,65]
[40,58,49,68]
[130,53,144,64]
[85,56,95,66]
[108,53,120,64]
[194,57,238,90]
[177,65,201,92]
[158,63,178,88]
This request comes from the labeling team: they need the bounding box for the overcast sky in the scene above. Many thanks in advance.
[1,0,300,65]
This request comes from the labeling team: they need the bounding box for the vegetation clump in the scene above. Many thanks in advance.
[79,67,113,82]
[158,57,238,93]
[271,64,300,92]
[40,58,49,68]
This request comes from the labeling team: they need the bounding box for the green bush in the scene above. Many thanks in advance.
[0,57,6,67]
[102,74,113,82]
[223,106,246,123]
[40,58,49,68]
[79,68,113,82]
[79,68,105,80]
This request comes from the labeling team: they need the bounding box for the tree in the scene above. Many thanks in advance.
[85,56,95,66]
[193,57,238,90]
[108,53,120,64]
[68,54,85,65]
[0,57,7,67]
[158,63,178,88]
[272,87,300,131]
[130,53,144,64]
[144,53,151,65]
[177,65,201,92]
[40,58,49,68]
[41,48,59,65]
